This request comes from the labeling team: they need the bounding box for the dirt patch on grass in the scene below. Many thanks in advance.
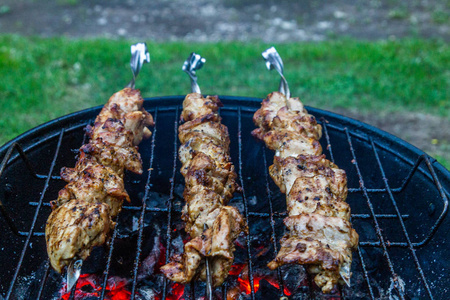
[0,0,448,41]
[334,108,450,168]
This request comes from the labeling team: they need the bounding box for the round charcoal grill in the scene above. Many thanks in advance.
[0,96,449,300]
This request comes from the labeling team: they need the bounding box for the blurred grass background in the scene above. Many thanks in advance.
[0,34,448,166]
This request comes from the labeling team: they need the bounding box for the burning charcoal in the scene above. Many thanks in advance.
[225,285,246,300]
[106,225,162,277]
[136,286,157,300]
[281,264,307,295]
[248,218,276,264]
[146,191,170,208]
[165,282,185,300]
[231,196,245,214]
[258,278,282,299]
[12,260,51,300]
[169,234,184,255]
[82,246,107,274]
[138,232,161,281]
[58,274,131,300]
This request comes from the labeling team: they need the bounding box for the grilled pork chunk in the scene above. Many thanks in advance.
[253,92,358,293]
[45,88,153,273]
[161,93,247,287]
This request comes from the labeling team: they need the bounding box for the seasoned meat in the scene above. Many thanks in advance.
[45,200,113,273]
[162,206,246,286]
[180,93,223,122]
[161,93,246,287]
[253,91,358,293]
[267,214,358,292]
[45,88,153,274]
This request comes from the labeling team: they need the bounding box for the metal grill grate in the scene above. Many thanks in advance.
[0,96,448,300]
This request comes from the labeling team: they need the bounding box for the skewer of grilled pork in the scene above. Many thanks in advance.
[161,53,247,287]
[253,47,358,293]
[45,44,153,286]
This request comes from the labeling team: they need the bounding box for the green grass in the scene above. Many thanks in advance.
[0,35,448,166]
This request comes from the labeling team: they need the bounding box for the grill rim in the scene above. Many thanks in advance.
[0,95,449,299]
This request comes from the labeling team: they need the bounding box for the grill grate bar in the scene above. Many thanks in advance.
[100,216,121,300]
[130,109,158,300]
[36,261,50,300]
[323,122,375,300]
[63,119,98,300]
[345,128,405,300]
[27,175,403,194]
[394,154,449,248]
[5,129,65,300]
[355,246,375,299]
[262,148,286,297]
[162,107,180,300]
[0,142,39,236]
[237,107,256,300]
[0,122,88,176]
[26,201,410,220]
[324,121,443,195]
[246,211,409,220]
[370,138,434,299]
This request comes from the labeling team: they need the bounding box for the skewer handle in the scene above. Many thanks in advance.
[182,52,206,94]
[127,42,150,88]
[262,46,290,99]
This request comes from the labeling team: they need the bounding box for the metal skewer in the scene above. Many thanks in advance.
[182,53,213,299]
[204,224,213,300]
[262,46,352,288]
[65,42,150,293]
[262,46,290,99]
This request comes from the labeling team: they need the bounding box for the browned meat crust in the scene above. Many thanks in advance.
[160,93,247,286]
[253,91,358,293]
[45,88,153,273]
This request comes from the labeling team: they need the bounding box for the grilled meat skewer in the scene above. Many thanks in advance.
[46,87,153,273]
[45,44,153,279]
[161,53,247,287]
[253,48,358,293]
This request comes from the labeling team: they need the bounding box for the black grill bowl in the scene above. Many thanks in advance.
[0,96,449,300]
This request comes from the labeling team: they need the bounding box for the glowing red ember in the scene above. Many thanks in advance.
[230,263,292,297]
[165,282,185,300]
[60,274,130,300]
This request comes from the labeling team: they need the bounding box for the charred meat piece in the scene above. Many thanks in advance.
[45,88,153,274]
[161,93,247,287]
[253,91,358,293]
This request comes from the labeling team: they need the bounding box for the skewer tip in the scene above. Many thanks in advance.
[340,266,351,288]
[66,259,83,292]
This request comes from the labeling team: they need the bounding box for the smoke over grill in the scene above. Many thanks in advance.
[0,96,449,299]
